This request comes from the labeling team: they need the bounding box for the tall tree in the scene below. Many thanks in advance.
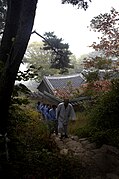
[82,8,119,81]
[24,41,59,81]
[68,54,84,74]
[0,0,38,134]
[0,0,23,64]
[43,32,73,73]
[89,8,119,58]
[0,0,7,34]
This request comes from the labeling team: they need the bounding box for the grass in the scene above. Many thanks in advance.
[68,111,89,135]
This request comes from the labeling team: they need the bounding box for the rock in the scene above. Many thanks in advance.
[79,138,88,142]
[101,144,119,156]
[106,173,119,179]
[91,176,103,179]
[65,140,82,152]
[70,135,79,141]
[80,139,90,147]
[54,137,65,149]
[60,148,69,155]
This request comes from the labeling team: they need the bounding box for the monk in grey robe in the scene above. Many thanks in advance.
[56,98,76,139]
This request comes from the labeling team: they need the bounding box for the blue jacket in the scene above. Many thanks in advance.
[48,108,57,121]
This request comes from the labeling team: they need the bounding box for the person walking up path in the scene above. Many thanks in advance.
[56,98,76,139]
[47,104,58,137]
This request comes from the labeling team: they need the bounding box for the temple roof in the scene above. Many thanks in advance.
[42,73,85,92]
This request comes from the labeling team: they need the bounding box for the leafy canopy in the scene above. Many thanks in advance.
[24,41,59,81]
[89,8,119,58]
[43,32,73,73]
[62,0,91,10]
[82,8,119,82]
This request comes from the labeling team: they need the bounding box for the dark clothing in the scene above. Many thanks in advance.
[47,107,58,136]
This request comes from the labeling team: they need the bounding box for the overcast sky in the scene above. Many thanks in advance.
[29,0,119,58]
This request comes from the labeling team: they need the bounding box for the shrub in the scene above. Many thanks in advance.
[2,105,84,178]
[89,79,119,130]
[76,79,119,148]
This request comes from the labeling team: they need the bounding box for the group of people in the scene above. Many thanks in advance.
[37,98,76,139]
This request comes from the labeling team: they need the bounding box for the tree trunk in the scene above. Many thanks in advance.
[0,0,22,64]
[0,0,38,134]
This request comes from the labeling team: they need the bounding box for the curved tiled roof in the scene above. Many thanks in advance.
[44,73,85,91]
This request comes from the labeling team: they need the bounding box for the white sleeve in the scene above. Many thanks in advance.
[70,105,76,121]
[56,105,60,119]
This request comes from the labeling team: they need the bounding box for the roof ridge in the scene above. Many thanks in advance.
[43,76,55,91]
[44,73,82,79]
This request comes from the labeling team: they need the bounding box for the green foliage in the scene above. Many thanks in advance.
[11,83,31,105]
[4,105,84,178]
[89,79,119,130]
[89,129,119,147]
[24,41,60,81]
[82,56,114,82]
[16,67,39,81]
[76,78,119,148]
[11,97,29,105]
[95,58,112,70]
[68,54,84,74]
[13,83,31,96]
[43,32,73,73]
[85,71,99,82]
[69,111,89,134]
